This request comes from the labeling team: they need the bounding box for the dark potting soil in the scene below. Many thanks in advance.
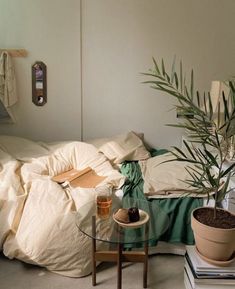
[194,208,235,229]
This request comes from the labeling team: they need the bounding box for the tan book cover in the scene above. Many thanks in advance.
[52,167,106,188]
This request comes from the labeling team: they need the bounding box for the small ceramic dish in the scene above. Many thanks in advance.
[113,209,149,228]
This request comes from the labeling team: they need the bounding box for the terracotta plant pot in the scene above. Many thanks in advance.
[191,207,235,262]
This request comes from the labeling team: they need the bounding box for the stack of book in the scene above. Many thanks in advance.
[184,246,235,289]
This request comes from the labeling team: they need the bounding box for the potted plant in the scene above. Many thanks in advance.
[144,58,235,263]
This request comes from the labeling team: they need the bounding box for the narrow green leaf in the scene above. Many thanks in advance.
[161,58,166,76]
[165,72,171,83]
[222,91,229,121]
[142,80,168,86]
[218,186,233,203]
[198,147,210,162]
[204,149,219,168]
[215,130,220,147]
[218,173,231,202]
[225,118,232,135]
[166,124,198,131]
[171,146,187,158]
[190,69,194,100]
[174,72,179,89]
[208,92,213,120]
[203,92,207,114]
[217,102,221,128]
[196,91,200,107]
[229,81,235,93]
[185,86,190,100]
[180,61,183,93]
[155,86,179,97]
[230,86,235,109]
[205,167,216,186]
[221,162,235,178]
[183,140,197,160]
[141,72,166,81]
[187,165,204,178]
[185,167,199,180]
[152,57,160,74]
[171,56,176,83]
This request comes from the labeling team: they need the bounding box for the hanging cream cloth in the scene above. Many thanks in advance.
[0,51,17,107]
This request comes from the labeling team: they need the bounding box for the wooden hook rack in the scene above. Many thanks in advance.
[0,49,28,57]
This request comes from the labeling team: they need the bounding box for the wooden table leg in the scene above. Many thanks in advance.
[143,221,149,288]
[117,242,122,289]
[92,215,96,286]
[117,224,123,289]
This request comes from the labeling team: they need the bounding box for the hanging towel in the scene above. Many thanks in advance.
[0,51,17,107]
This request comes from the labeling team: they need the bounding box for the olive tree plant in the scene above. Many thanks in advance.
[143,58,235,218]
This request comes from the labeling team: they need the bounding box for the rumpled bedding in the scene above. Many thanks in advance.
[0,137,125,277]
[121,158,203,247]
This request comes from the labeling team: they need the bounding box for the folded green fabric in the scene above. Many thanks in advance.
[120,148,203,248]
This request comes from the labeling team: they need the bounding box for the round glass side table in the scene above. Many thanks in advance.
[76,197,169,289]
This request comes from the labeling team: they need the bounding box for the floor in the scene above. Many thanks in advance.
[0,253,184,289]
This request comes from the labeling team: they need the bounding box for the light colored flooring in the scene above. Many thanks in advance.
[0,253,184,289]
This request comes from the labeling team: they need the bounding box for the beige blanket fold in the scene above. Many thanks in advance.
[0,149,26,249]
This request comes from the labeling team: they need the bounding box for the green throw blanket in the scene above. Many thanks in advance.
[121,149,203,247]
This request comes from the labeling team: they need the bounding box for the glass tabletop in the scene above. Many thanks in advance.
[75,197,169,245]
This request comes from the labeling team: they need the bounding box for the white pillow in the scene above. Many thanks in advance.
[88,132,150,164]
[0,135,49,161]
[139,152,198,198]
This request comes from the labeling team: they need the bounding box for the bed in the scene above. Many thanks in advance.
[0,132,205,277]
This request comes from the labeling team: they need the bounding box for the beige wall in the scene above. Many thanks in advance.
[0,0,235,147]
[82,0,235,148]
[0,0,81,141]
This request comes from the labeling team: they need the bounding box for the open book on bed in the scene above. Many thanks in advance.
[52,167,106,188]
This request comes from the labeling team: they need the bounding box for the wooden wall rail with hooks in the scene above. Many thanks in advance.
[0,49,28,57]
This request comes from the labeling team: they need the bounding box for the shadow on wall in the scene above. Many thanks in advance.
[0,100,14,124]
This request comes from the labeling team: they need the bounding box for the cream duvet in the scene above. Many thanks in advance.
[0,136,125,277]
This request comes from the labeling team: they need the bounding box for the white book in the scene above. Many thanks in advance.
[185,256,235,284]
[184,269,193,289]
[184,269,235,289]
[186,246,235,274]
